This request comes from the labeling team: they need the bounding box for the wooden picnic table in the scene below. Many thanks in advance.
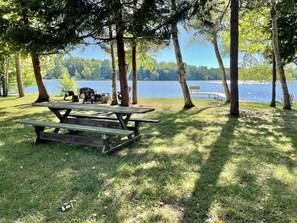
[18,102,159,154]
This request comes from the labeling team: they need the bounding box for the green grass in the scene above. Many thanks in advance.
[0,95,296,223]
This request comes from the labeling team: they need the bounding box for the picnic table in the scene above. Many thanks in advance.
[18,102,159,154]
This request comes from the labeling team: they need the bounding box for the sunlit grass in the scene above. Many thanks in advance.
[0,95,296,222]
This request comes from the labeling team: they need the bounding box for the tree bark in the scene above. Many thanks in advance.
[212,34,230,103]
[270,52,276,107]
[0,57,3,96]
[171,0,194,109]
[116,24,129,106]
[229,0,239,117]
[31,53,50,102]
[271,0,291,109]
[132,43,137,104]
[109,24,118,105]
[15,54,25,97]
[2,58,9,97]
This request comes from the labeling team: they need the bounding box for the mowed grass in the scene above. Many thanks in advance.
[0,95,296,223]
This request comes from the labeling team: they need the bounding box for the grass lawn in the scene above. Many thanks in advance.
[0,95,296,223]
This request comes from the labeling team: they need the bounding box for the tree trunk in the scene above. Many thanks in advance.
[171,0,194,109]
[212,34,230,103]
[109,24,118,105]
[0,58,3,96]
[2,58,9,97]
[31,53,50,102]
[132,43,138,104]
[270,52,276,107]
[271,0,291,109]
[116,27,129,106]
[15,54,25,97]
[229,0,239,117]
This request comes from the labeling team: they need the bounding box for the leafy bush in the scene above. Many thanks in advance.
[58,68,77,94]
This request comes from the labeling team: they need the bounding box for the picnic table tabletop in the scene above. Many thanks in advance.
[33,102,155,114]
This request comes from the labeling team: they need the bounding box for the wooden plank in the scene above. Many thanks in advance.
[102,134,141,154]
[34,102,155,114]
[190,86,200,90]
[40,132,104,147]
[68,113,160,123]
[66,118,122,129]
[191,91,226,100]
[17,120,133,136]
[190,86,200,94]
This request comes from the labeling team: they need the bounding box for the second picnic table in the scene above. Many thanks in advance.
[18,102,159,154]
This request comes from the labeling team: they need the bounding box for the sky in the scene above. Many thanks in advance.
[70,31,230,69]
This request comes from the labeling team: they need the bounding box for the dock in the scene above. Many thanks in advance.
[190,91,226,101]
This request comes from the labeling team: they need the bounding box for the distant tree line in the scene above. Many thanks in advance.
[44,56,230,81]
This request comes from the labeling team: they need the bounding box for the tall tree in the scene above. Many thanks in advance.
[0,57,9,97]
[0,0,87,102]
[229,0,239,116]
[22,12,50,102]
[277,0,297,65]
[171,0,194,109]
[212,31,230,103]
[115,1,130,106]
[131,0,138,105]
[15,53,25,97]
[271,0,291,109]
[109,24,118,105]
[270,52,276,107]
[132,42,138,104]
[190,0,231,103]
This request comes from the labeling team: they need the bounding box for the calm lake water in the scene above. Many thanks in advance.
[26,80,297,102]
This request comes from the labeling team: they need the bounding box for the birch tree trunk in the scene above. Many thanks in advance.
[212,33,230,103]
[230,0,239,117]
[271,0,291,109]
[31,53,50,102]
[171,0,194,109]
[109,24,118,105]
[15,54,25,97]
[270,53,276,107]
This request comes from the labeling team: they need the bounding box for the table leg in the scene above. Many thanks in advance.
[115,113,131,130]
[101,134,141,155]
[49,108,72,133]
[34,126,49,144]
[115,113,133,139]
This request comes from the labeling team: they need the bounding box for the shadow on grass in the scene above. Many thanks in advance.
[279,109,297,153]
[182,117,238,222]
[2,100,296,222]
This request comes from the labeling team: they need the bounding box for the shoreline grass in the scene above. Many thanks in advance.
[0,95,296,222]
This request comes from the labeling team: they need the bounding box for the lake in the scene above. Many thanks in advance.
[25,80,297,102]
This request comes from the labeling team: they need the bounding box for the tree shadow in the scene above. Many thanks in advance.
[2,97,297,222]
[182,117,238,222]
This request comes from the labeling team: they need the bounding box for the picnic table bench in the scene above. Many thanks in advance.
[68,113,160,136]
[17,102,159,154]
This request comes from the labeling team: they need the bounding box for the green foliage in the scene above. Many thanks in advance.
[238,54,296,81]
[125,42,158,76]
[45,56,228,81]
[59,69,77,93]
[220,7,270,55]
[277,0,297,64]
[20,56,37,88]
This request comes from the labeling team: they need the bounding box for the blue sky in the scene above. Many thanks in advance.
[70,31,229,69]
